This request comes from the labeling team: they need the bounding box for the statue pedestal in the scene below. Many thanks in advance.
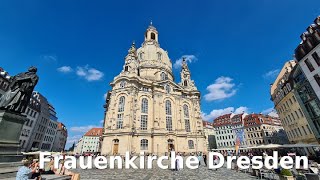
[0,110,27,163]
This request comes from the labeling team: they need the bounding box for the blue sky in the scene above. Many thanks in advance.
[0,0,319,148]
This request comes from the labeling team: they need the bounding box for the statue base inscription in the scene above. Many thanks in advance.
[0,110,27,163]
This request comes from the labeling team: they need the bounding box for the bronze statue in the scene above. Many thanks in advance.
[0,66,39,113]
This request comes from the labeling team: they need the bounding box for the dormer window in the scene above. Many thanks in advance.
[139,52,143,60]
[120,81,126,88]
[157,52,162,60]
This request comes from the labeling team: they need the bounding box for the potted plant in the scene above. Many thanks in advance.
[279,169,294,180]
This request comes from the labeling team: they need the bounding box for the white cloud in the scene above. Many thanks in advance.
[66,123,104,149]
[42,55,57,62]
[261,107,274,114]
[201,106,249,121]
[173,55,197,69]
[268,111,279,117]
[263,69,280,79]
[262,107,279,117]
[204,76,237,101]
[57,66,73,73]
[70,125,97,133]
[66,135,82,144]
[76,65,104,81]
[234,106,249,114]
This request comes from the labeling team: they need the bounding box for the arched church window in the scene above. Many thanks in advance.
[157,52,162,60]
[183,104,189,118]
[165,100,172,115]
[141,98,148,130]
[140,139,148,150]
[165,85,171,93]
[184,105,190,132]
[141,98,148,113]
[124,66,129,72]
[120,81,126,88]
[151,33,155,40]
[161,72,167,80]
[118,96,125,112]
[165,100,172,131]
[117,96,125,129]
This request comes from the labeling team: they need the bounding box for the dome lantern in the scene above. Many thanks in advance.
[144,21,159,43]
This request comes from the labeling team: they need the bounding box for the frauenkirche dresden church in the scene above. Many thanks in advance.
[101,23,206,155]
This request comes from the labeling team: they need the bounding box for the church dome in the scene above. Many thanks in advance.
[136,24,173,81]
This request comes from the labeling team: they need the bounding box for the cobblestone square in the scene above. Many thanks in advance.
[72,158,259,180]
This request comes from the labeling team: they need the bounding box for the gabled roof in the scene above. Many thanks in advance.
[84,128,103,136]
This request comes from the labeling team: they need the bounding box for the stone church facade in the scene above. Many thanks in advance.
[101,24,206,155]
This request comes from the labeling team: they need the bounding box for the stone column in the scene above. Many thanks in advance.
[0,110,27,162]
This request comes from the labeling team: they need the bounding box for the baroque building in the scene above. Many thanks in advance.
[77,128,103,154]
[101,24,206,155]
[214,113,248,150]
[243,114,288,146]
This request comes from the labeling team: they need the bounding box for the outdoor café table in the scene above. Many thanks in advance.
[263,168,278,180]
[296,167,310,174]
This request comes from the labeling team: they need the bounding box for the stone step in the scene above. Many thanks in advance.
[0,174,71,180]
[0,162,22,168]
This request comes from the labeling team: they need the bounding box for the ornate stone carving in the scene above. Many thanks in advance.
[0,67,39,113]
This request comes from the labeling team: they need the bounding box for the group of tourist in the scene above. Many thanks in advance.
[16,159,41,180]
[16,155,78,180]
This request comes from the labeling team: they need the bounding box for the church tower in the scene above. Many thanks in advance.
[122,42,139,76]
[101,23,206,156]
[180,57,197,90]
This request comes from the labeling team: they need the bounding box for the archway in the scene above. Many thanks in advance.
[113,139,119,155]
[167,139,175,152]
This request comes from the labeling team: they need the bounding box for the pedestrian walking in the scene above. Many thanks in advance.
[213,155,219,171]
[197,153,202,166]
[203,153,207,166]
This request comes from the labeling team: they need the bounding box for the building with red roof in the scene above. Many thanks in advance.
[75,127,103,154]
[244,114,288,146]
[212,112,288,150]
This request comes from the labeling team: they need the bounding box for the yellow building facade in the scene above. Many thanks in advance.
[271,61,318,144]
[101,24,206,155]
